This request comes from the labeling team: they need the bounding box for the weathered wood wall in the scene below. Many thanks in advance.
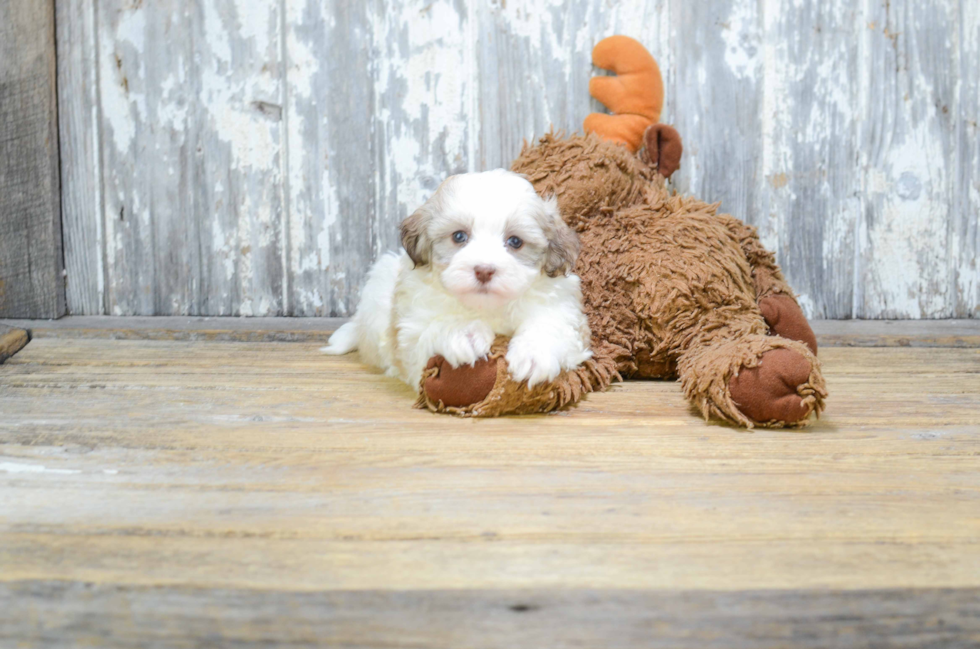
[0,0,66,319]
[57,0,979,318]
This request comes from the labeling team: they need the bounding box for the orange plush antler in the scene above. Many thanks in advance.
[584,35,664,153]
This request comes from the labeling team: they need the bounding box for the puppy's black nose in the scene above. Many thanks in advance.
[474,265,496,284]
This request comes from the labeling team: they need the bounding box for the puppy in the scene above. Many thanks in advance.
[321,169,592,390]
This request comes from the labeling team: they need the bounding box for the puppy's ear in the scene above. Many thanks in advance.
[541,196,580,277]
[401,207,431,267]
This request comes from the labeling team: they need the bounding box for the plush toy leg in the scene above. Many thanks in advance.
[721,215,793,299]
[720,215,819,355]
[677,332,827,428]
[417,336,619,417]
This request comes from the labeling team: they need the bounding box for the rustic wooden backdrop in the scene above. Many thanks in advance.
[56,0,979,319]
[1,0,65,319]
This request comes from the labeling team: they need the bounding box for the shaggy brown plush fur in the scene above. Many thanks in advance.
[417,336,619,417]
[520,132,825,426]
[421,132,827,427]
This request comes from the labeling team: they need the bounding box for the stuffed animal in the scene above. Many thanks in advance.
[418,36,827,428]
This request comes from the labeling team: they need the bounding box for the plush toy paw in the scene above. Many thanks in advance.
[759,294,818,355]
[729,348,816,425]
[423,354,499,408]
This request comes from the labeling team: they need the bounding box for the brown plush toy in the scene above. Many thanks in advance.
[419,36,827,428]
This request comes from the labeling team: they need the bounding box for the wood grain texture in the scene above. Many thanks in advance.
[0,325,30,363]
[95,0,285,316]
[0,338,978,645]
[2,583,978,649]
[0,0,66,319]
[955,1,980,319]
[57,0,979,318]
[758,0,861,319]
[670,0,764,254]
[858,0,958,318]
[284,0,376,317]
[56,0,105,315]
[284,0,475,316]
[0,315,345,342]
[4,315,980,346]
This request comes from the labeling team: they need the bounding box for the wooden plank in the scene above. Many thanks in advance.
[0,338,979,645]
[954,1,979,318]
[812,318,980,347]
[371,0,475,263]
[4,316,980,347]
[0,324,30,364]
[669,0,764,245]
[857,0,959,317]
[96,0,285,316]
[56,0,105,315]
[284,0,478,316]
[0,315,342,342]
[758,0,862,318]
[1,584,979,649]
[283,0,379,316]
[474,0,580,170]
[0,0,65,319]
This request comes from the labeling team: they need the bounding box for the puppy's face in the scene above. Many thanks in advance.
[401,170,579,311]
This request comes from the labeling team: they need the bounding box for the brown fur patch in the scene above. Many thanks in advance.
[400,207,431,267]
[542,213,581,277]
[508,132,827,427]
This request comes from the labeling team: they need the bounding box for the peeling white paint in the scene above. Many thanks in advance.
[0,462,82,475]
[864,121,950,317]
[98,6,147,155]
[202,1,232,63]
[199,68,279,172]
[63,0,980,318]
[232,0,272,54]
[372,1,472,216]
[722,1,761,81]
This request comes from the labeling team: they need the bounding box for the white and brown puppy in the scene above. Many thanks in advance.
[322,169,592,389]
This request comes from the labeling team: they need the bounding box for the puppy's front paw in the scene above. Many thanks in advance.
[440,321,495,368]
[506,337,563,388]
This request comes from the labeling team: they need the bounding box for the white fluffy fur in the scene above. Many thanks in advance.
[321,169,592,390]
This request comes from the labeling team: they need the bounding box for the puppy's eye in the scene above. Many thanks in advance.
[452,231,468,244]
[506,236,523,250]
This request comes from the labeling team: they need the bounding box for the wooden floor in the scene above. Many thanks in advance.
[1,320,979,647]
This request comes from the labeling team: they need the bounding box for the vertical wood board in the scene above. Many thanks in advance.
[0,0,66,319]
[95,0,285,316]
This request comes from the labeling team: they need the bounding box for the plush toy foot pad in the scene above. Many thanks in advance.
[729,348,817,425]
[423,355,498,408]
[759,294,818,355]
